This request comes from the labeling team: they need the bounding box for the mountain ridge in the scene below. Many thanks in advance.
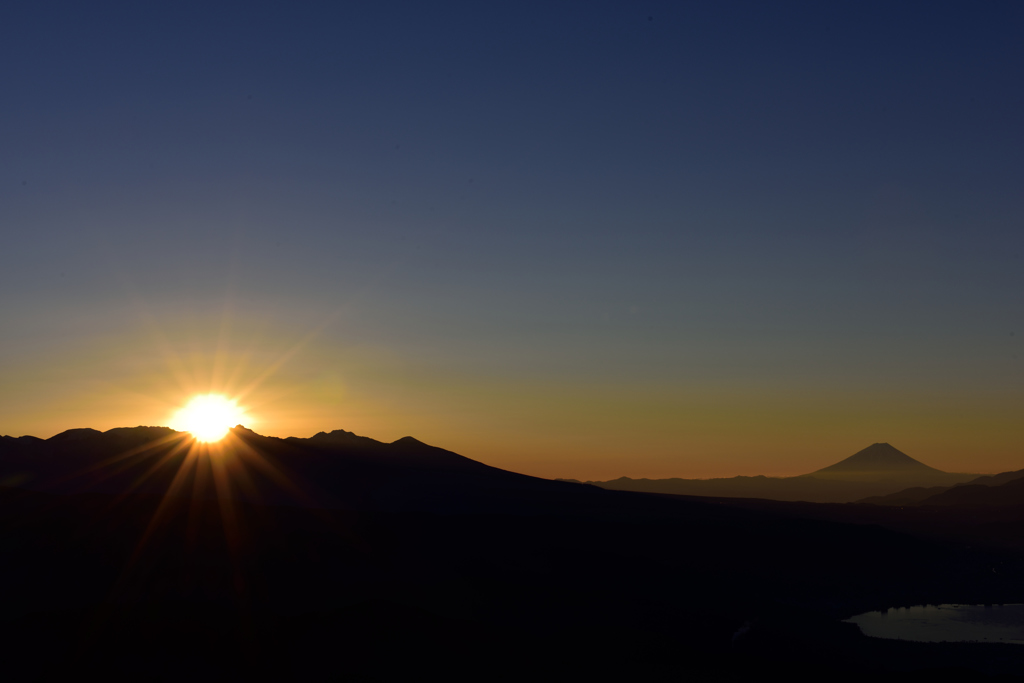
[565,443,981,503]
[858,467,1024,506]
[0,424,586,513]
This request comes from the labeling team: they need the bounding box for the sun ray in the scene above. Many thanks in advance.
[113,437,196,498]
[46,431,189,492]
[120,441,204,572]
[185,446,214,552]
[233,307,348,403]
[228,433,312,505]
[122,287,200,398]
[210,253,241,393]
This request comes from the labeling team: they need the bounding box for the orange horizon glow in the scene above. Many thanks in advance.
[4,311,1024,482]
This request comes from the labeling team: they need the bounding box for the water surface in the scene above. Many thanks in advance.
[847,604,1024,644]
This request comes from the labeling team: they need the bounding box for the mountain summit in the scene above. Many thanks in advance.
[810,443,943,475]
[574,442,976,503]
[0,425,583,513]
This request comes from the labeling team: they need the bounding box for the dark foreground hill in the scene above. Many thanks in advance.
[1,427,1024,681]
[0,425,582,513]
[565,443,979,503]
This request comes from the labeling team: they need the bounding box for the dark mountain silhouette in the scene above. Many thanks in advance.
[565,443,978,503]
[858,467,1024,505]
[3,426,1024,680]
[861,470,1024,507]
[959,468,1024,487]
[919,475,1024,506]
[855,485,951,506]
[0,425,587,513]
[45,427,104,442]
[807,442,943,476]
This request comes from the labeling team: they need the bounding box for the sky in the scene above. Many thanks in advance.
[2,0,1024,479]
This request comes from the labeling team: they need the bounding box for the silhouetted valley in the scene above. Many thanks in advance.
[1,428,1023,681]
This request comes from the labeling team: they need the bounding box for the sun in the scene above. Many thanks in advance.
[170,394,249,442]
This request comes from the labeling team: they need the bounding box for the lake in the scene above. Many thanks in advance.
[846,604,1024,644]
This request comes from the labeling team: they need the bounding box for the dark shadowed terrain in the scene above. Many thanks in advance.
[1,428,1023,681]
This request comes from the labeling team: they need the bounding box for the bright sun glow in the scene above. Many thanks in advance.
[170,394,248,442]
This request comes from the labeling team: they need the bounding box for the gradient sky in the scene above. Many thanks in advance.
[3,1,1024,479]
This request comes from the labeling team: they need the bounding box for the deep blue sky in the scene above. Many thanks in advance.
[3,1,1023,477]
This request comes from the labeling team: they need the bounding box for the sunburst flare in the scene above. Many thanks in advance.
[170,394,249,442]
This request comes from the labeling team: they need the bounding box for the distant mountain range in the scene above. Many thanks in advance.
[559,443,988,503]
[857,467,1024,506]
[2,429,1021,509]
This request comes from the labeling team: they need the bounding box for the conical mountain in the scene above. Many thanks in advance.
[573,443,978,502]
[811,443,944,475]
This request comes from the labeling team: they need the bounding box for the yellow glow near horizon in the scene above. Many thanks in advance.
[170,394,249,442]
